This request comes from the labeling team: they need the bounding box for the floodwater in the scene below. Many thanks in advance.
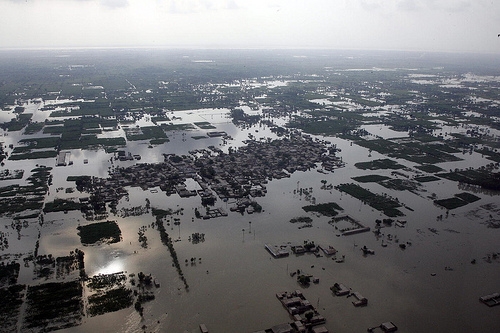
[1,105,500,333]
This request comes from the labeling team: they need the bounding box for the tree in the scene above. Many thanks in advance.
[297,274,310,286]
[134,301,144,316]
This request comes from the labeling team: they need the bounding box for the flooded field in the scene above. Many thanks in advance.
[0,49,499,333]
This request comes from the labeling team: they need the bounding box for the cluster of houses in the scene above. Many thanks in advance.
[76,132,344,214]
[330,283,368,307]
[266,242,338,260]
[267,290,328,333]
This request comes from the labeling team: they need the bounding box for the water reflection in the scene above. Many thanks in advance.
[95,258,125,276]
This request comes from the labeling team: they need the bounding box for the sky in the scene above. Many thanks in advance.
[1,0,499,53]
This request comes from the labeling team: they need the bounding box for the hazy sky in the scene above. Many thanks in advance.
[1,0,499,53]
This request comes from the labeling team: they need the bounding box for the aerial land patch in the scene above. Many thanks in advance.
[124,125,168,142]
[289,216,313,224]
[77,220,122,245]
[87,272,133,317]
[43,198,82,213]
[0,169,24,181]
[336,183,405,217]
[49,101,113,118]
[355,138,462,164]
[352,175,391,183]
[23,281,83,332]
[379,178,422,192]
[354,158,405,170]
[329,215,371,236]
[0,261,21,287]
[287,115,357,136]
[437,167,500,191]
[475,147,500,163]
[9,150,58,161]
[414,164,444,173]
[302,202,343,217]
[23,121,45,134]
[2,113,33,131]
[434,192,481,210]
[414,175,440,183]
[0,166,51,218]
[0,284,26,332]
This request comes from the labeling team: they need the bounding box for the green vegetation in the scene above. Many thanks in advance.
[297,274,311,286]
[379,178,421,192]
[0,284,26,333]
[352,175,391,183]
[434,192,480,210]
[43,198,81,213]
[124,125,167,141]
[87,272,126,290]
[86,272,133,317]
[336,183,404,217]
[302,202,343,217]
[9,150,58,160]
[289,216,313,224]
[476,147,500,162]
[414,175,440,183]
[153,209,189,290]
[151,114,171,123]
[287,114,357,136]
[455,192,481,203]
[415,164,444,173]
[2,113,33,131]
[67,175,92,182]
[0,169,24,181]
[355,138,462,164]
[23,121,44,134]
[0,261,21,287]
[77,220,122,245]
[23,281,83,331]
[87,272,133,317]
[49,100,113,117]
[17,136,59,149]
[437,167,500,191]
[348,95,383,107]
[10,136,59,160]
[40,118,125,150]
[231,108,261,125]
[0,166,51,218]
[151,207,174,218]
[354,159,404,170]
[55,249,85,280]
[88,286,133,317]
[434,197,468,210]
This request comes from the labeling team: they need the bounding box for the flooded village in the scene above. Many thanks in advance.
[0,49,499,333]
[83,131,343,217]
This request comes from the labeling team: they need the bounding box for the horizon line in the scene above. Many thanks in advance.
[0,45,496,56]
